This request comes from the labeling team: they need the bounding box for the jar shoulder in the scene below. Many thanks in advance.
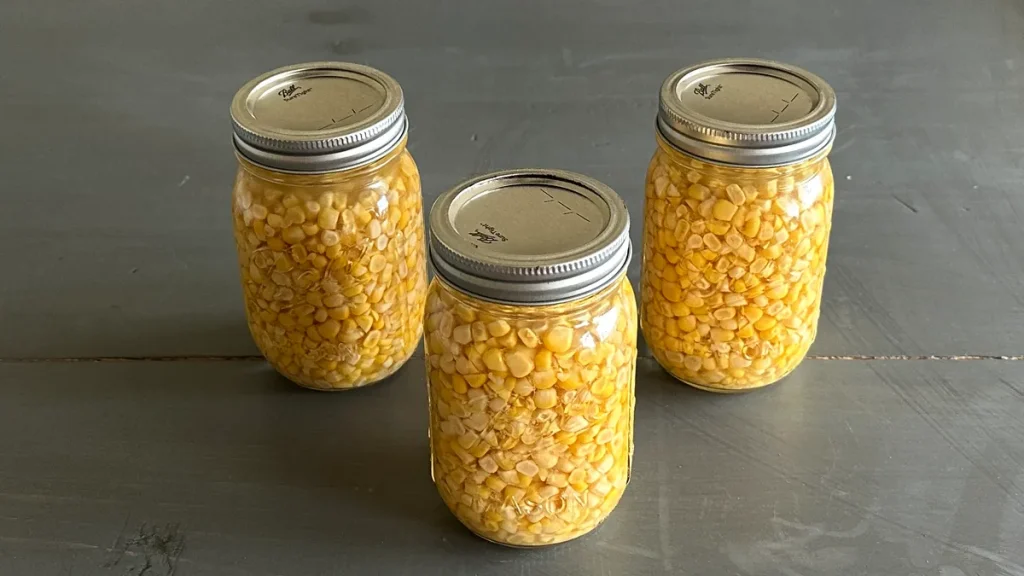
[647,145,832,188]
[426,277,637,344]
[232,144,419,197]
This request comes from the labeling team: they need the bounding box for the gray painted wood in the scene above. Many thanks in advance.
[2,1,1023,573]
[0,358,1022,575]
[1,0,1023,358]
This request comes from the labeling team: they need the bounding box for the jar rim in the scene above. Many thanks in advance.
[655,124,834,170]
[658,58,837,167]
[428,169,632,305]
[230,62,408,173]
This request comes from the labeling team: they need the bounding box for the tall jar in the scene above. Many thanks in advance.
[425,170,637,546]
[229,62,427,390]
[640,59,837,392]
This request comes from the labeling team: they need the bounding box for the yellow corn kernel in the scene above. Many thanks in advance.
[662,283,682,303]
[534,388,558,409]
[688,183,710,200]
[518,328,540,348]
[669,302,691,317]
[683,294,704,308]
[505,350,534,378]
[483,348,507,372]
[534,349,553,370]
[317,319,341,339]
[423,269,636,545]
[712,199,738,221]
[485,476,507,492]
[542,326,574,354]
[742,306,764,323]
[725,184,746,205]
[741,217,761,238]
[710,328,735,342]
[678,315,698,332]
[487,320,511,337]
[760,324,783,340]
[533,371,558,389]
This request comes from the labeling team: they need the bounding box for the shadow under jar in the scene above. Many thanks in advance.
[230,62,427,390]
[425,170,637,546]
[641,59,838,392]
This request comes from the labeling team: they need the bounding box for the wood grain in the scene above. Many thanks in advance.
[0,359,1022,575]
[1,0,1022,358]
[1,0,1023,573]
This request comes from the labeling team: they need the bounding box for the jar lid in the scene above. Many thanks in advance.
[429,169,631,305]
[230,62,407,173]
[657,58,837,167]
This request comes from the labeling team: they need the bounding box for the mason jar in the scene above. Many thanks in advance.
[229,62,427,390]
[425,170,637,546]
[640,59,837,392]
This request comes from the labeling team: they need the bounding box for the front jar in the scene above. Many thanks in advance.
[640,59,838,392]
[426,170,636,546]
[229,62,426,390]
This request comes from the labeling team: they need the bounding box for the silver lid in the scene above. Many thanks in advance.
[429,169,631,305]
[657,58,837,167]
[230,62,407,173]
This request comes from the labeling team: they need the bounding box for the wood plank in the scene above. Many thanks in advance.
[1,0,1022,358]
[0,358,1021,575]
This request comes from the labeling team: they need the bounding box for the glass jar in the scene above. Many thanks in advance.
[425,170,637,546]
[640,59,837,392]
[229,62,427,390]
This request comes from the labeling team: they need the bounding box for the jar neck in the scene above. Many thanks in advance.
[237,136,408,186]
[654,131,830,176]
[433,270,629,314]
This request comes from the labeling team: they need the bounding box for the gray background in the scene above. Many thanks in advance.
[1,0,1022,574]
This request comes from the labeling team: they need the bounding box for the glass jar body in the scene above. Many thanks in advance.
[231,142,427,390]
[425,276,637,546]
[640,136,834,392]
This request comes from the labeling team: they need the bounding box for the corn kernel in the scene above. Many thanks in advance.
[505,350,534,378]
[534,388,558,409]
[483,349,507,372]
[688,183,710,200]
[425,276,636,546]
[712,199,738,221]
[533,371,558,389]
[710,328,734,342]
[518,328,540,348]
[232,149,426,391]
[488,320,512,337]
[542,326,574,354]
[534,349,553,370]
[640,143,832,391]
[725,184,746,205]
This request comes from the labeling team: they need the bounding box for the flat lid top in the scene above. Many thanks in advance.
[245,72,385,133]
[451,182,608,258]
[657,59,837,166]
[231,62,403,151]
[429,169,631,304]
[674,68,817,126]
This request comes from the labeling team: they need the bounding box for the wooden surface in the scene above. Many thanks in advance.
[1,0,1023,574]
[2,360,1023,576]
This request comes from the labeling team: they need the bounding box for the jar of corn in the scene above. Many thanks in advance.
[229,62,427,390]
[640,58,837,392]
[425,170,637,546]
